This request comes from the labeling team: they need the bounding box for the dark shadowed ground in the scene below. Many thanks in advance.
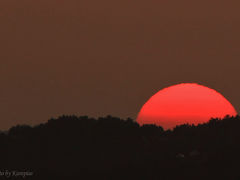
[1,115,240,179]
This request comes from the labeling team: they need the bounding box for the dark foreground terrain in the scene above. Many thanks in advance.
[1,115,240,179]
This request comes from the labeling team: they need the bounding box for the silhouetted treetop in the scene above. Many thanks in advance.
[1,114,240,180]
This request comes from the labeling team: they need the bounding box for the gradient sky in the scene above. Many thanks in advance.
[0,0,239,129]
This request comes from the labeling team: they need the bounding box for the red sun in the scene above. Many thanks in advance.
[137,83,237,129]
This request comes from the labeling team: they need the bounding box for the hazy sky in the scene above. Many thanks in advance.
[0,0,239,129]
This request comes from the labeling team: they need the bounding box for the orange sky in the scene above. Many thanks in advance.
[0,0,239,129]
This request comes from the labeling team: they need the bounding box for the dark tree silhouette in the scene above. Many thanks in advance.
[0,115,239,179]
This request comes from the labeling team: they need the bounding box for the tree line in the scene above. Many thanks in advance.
[1,114,240,179]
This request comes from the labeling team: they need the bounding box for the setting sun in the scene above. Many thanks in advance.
[137,83,237,129]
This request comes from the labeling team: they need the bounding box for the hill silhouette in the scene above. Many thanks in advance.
[1,115,240,179]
